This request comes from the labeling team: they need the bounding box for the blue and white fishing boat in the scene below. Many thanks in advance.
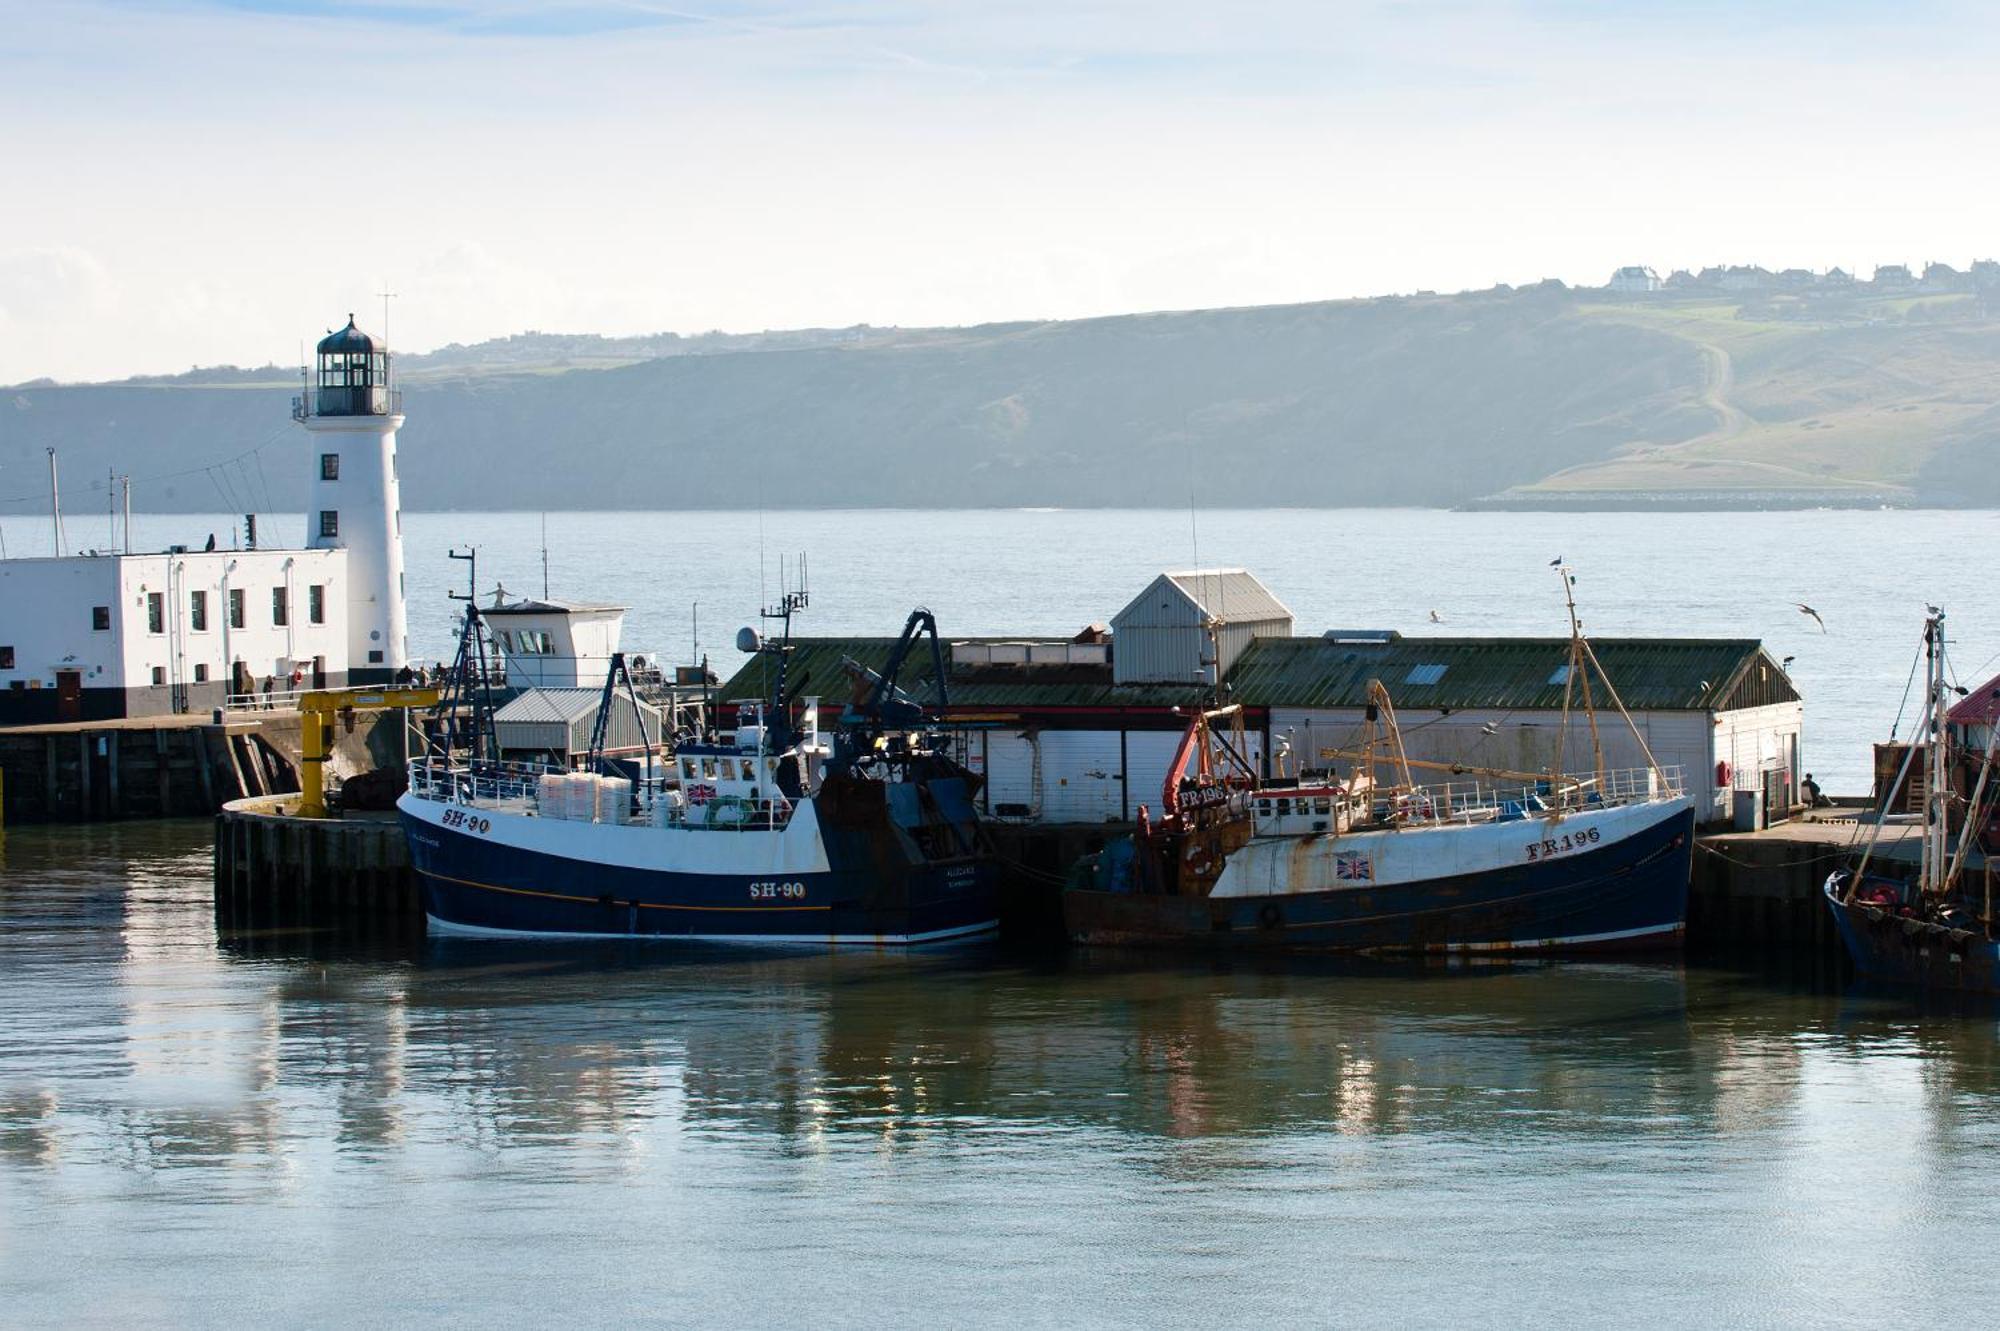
[1066,567,1696,953]
[399,583,999,944]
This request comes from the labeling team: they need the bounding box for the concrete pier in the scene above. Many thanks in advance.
[1,709,403,825]
[213,794,420,931]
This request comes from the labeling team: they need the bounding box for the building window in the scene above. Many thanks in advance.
[308,584,325,624]
[320,453,340,480]
[0,647,13,670]
[368,650,384,664]
[190,589,208,632]
[151,666,165,686]
[228,588,245,629]
[194,663,209,683]
[272,587,289,627]
[319,510,339,539]
[146,592,164,635]
[91,605,110,631]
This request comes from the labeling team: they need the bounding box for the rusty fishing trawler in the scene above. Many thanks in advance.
[1065,564,1697,953]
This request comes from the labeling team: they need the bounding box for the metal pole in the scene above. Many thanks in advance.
[47,447,64,556]
[122,475,131,553]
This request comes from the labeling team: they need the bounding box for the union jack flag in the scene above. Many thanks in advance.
[1334,853,1373,882]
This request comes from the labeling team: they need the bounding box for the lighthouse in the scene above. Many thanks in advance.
[295,314,408,684]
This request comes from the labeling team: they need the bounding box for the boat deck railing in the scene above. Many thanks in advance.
[1251,765,1684,836]
[407,756,797,831]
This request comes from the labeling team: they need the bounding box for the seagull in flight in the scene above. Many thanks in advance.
[1794,603,1826,633]
[1429,609,1445,624]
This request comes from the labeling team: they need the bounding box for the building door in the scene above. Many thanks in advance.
[312,655,326,690]
[55,669,83,723]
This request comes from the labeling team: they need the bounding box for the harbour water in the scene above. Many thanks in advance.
[5,820,2000,1326]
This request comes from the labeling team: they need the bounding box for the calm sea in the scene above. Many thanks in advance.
[3,822,1999,1327]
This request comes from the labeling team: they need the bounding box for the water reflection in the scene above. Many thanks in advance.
[5,822,2000,1173]
[6,822,2000,1326]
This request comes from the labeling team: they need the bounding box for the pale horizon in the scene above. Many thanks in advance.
[7,0,2000,381]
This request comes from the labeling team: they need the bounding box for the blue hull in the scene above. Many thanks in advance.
[1823,882,2000,995]
[403,816,1000,944]
[1066,807,1693,953]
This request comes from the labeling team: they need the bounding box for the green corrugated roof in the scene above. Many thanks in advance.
[710,634,1796,715]
[1225,636,1791,712]
[712,637,1196,712]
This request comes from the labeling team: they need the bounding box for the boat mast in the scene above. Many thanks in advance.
[1921,609,1950,900]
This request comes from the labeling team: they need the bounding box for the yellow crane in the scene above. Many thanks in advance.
[296,685,442,818]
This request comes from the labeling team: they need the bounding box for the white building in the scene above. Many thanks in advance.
[1110,569,1293,686]
[0,313,409,722]
[485,598,628,690]
[1608,266,1662,293]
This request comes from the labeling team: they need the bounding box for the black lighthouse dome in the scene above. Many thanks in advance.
[317,314,383,357]
[306,314,396,418]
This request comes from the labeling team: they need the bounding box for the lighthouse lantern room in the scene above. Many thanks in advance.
[296,314,409,684]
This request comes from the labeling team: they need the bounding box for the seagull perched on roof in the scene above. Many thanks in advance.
[1794,603,1826,633]
[1781,655,1796,670]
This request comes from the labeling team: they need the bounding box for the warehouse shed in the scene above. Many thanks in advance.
[1230,635,1802,825]
[493,687,662,765]
[1110,569,1293,685]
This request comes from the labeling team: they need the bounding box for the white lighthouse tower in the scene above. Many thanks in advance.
[295,314,408,684]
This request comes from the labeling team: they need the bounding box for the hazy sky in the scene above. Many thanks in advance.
[5,0,1999,381]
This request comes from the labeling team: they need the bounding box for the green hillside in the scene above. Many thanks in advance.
[6,282,1998,513]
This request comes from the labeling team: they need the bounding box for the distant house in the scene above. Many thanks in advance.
[1823,267,1855,285]
[1607,266,1662,293]
[1721,265,1773,291]
[1775,268,1817,289]
[1664,268,1698,290]
[1921,261,1966,290]
[1872,263,1914,288]
[1971,259,2000,286]
[1695,265,1728,287]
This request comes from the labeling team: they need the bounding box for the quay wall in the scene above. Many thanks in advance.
[1,710,401,825]
[214,795,421,932]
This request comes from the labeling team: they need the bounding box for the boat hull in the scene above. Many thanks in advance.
[1066,803,1694,954]
[400,793,999,945]
[1823,881,2000,995]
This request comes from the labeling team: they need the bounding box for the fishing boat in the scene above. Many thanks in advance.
[398,574,999,944]
[1824,609,2000,994]
[1064,566,1696,953]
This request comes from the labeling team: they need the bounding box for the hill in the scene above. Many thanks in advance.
[6,283,1998,513]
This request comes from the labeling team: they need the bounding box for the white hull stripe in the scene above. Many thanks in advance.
[1425,923,1683,953]
[424,914,1001,947]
